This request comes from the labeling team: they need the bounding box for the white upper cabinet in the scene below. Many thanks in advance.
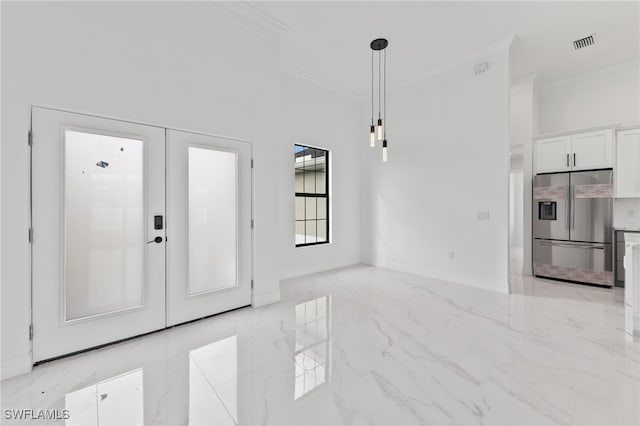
[616,128,640,198]
[571,129,613,170]
[534,128,613,174]
[535,136,571,173]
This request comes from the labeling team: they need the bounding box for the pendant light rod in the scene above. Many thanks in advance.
[370,49,375,147]
[383,48,388,162]
[378,48,381,120]
[371,49,374,125]
[377,48,383,140]
[382,49,387,139]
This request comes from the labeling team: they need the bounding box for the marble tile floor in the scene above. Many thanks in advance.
[1,264,639,425]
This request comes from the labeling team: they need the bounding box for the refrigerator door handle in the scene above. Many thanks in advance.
[566,153,569,167]
[537,241,605,250]
[571,184,576,230]
[564,183,573,229]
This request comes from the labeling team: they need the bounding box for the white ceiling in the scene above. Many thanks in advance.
[249,1,640,95]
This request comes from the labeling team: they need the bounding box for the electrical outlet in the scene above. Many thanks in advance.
[477,211,490,221]
[449,251,455,260]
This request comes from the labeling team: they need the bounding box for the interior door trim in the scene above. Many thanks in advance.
[31,104,256,144]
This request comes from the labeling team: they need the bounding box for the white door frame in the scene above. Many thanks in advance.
[29,105,254,363]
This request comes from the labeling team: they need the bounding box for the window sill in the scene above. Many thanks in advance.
[295,241,331,248]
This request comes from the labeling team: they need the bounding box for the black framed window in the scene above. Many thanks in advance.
[295,144,329,247]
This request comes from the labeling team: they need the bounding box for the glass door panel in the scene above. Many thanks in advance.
[64,130,145,321]
[188,147,238,295]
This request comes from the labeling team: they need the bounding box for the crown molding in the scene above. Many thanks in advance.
[533,124,620,140]
[192,1,289,45]
[281,63,361,101]
[536,57,639,90]
[282,35,517,102]
[234,2,290,33]
[391,35,517,95]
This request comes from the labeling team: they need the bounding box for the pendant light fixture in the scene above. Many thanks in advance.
[370,38,389,161]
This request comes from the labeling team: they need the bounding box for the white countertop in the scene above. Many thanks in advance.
[614,227,640,232]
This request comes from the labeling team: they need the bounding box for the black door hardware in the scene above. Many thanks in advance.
[154,215,163,230]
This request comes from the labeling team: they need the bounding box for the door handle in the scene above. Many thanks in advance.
[571,184,575,230]
[538,241,604,250]
[573,153,576,167]
[147,236,163,244]
[566,153,569,167]
[568,244,604,250]
[566,185,570,230]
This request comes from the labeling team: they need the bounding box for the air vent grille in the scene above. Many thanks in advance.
[573,34,596,50]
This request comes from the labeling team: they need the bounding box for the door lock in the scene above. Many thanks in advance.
[154,215,163,230]
[147,236,163,244]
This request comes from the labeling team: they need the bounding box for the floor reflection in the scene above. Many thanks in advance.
[294,295,332,400]
[65,368,143,426]
[5,265,634,426]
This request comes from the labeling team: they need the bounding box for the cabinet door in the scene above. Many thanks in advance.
[535,136,571,174]
[616,128,640,197]
[571,129,613,170]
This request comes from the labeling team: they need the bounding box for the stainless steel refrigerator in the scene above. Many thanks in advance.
[532,169,613,287]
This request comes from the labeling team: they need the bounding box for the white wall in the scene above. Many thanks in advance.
[361,47,511,293]
[278,74,361,279]
[510,76,538,149]
[1,2,283,379]
[509,171,524,248]
[510,75,540,275]
[538,60,640,134]
[614,199,640,229]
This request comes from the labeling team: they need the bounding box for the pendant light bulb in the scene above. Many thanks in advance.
[382,139,388,162]
[370,125,376,147]
[377,118,383,140]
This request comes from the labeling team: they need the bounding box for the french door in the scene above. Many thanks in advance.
[166,129,252,326]
[31,107,252,362]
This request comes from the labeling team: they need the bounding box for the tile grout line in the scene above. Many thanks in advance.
[191,356,238,426]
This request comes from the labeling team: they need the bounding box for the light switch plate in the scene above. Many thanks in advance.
[477,211,490,221]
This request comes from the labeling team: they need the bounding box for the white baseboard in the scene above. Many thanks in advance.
[280,261,361,281]
[374,260,509,294]
[252,289,281,307]
[1,354,32,381]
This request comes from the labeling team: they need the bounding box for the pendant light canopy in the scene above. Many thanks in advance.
[370,38,388,162]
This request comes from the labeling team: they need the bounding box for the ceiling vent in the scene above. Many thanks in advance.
[573,34,596,50]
